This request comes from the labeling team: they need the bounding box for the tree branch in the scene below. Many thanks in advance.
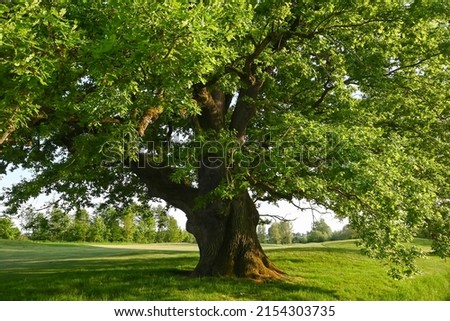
[193,86,226,132]
[248,176,300,202]
[386,54,440,76]
[229,80,264,143]
[137,106,164,137]
[327,18,397,30]
[260,214,297,222]
[312,8,349,33]
[0,125,15,147]
[312,79,335,109]
[0,107,19,147]
[244,32,276,77]
[129,155,198,217]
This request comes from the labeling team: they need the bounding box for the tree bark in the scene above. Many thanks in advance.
[133,160,283,279]
[187,190,284,279]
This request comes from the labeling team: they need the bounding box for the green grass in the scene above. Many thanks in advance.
[0,239,448,300]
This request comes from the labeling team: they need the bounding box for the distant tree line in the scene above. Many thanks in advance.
[2,210,430,245]
[258,219,358,244]
[0,203,195,243]
[0,217,21,240]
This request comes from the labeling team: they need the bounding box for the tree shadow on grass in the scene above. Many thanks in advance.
[0,248,338,300]
[2,241,447,300]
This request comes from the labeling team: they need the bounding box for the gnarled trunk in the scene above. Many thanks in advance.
[187,191,284,279]
[131,149,283,279]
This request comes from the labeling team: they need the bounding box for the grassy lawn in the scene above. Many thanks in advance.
[0,239,448,300]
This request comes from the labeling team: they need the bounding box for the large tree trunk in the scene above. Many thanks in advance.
[186,190,284,279]
[130,150,283,279]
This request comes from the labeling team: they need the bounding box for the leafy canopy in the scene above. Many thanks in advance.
[1,1,449,277]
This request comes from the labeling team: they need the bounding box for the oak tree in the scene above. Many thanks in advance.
[1,1,449,278]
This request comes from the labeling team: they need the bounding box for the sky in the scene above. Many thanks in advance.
[0,167,346,234]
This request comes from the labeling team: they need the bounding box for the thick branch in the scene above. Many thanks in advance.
[0,125,15,146]
[312,80,335,109]
[137,106,164,137]
[386,54,440,76]
[248,176,299,202]
[130,156,198,217]
[227,20,323,140]
[230,80,264,143]
[0,107,20,147]
[244,33,275,76]
[193,86,226,132]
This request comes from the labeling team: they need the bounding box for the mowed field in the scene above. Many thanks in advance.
[0,239,448,300]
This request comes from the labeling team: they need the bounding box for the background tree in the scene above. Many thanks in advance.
[19,206,38,238]
[100,207,123,242]
[1,1,449,278]
[257,223,268,244]
[0,217,20,240]
[268,221,293,244]
[165,216,184,243]
[181,230,196,244]
[268,223,282,245]
[156,212,184,243]
[133,205,157,244]
[47,207,71,241]
[121,205,137,243]
[292,232,308,244]
[87,215,108,243]
[331,224,357,241]
[307,219,333,243]
[70,208,90,242]
[279,221,294,244]
[23,211,49,241]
